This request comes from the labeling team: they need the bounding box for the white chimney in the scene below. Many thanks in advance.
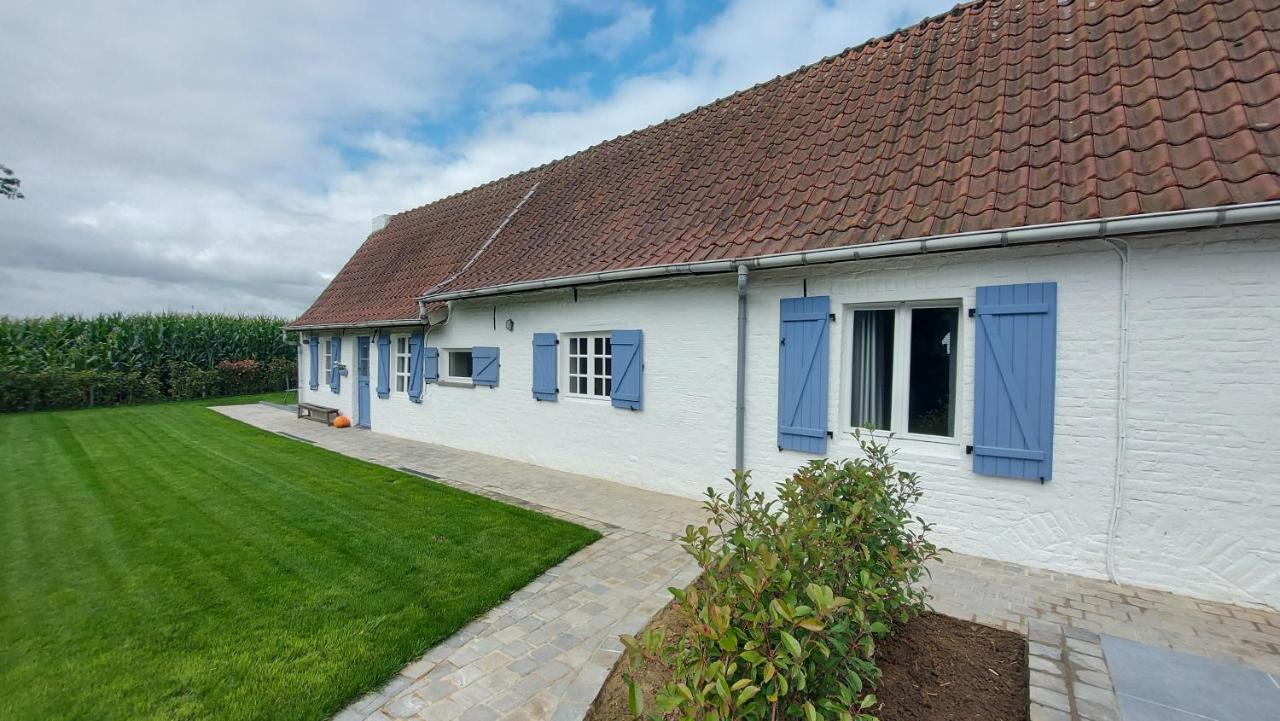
[372,214,391,232]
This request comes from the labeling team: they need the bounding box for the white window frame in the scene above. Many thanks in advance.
[564,332,612,401]
[839,300,962,444]
[392,335,411,395]
[442,348,474,386]
[323,340,334,386]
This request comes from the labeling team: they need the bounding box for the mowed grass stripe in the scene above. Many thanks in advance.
[0,395,599,721]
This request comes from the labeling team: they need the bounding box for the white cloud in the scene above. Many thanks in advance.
[582,3,655,60]
[492,83,541,108]
[0,0,955,319]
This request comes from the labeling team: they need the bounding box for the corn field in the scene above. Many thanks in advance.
[0,313,291,373]
[0,313,297,412]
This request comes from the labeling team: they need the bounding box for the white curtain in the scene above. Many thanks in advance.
[852,310,893,430]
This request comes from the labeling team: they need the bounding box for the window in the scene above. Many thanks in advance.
[444,349,473,383]
[393,336,410,393]
[567,335,611,398]
[323,340,333,385]
[848,303,959,438]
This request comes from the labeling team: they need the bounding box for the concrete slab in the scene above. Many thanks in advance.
[1102,634,1280,721]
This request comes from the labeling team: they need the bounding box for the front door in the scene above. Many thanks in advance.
[356,336,371,429]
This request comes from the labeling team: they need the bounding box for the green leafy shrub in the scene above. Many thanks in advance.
[216,358,261,396]
[265,357,297,392]
[166,361,223,400]
[621,434,938,721]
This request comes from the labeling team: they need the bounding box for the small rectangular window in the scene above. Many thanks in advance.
[393,336,410,393]
[567,334,612,399]
[846,302,959,439]
[323,342,333,385]
[446,349,473,381]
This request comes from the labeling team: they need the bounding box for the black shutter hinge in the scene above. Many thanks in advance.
[965,445,974,455]
[826,431,833,439]
[829,313,836,322]
[967,308,976,318]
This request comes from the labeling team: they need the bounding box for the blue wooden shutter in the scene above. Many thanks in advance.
[472,346,500,387]
[778,296,830,453]
[424,347,439,384]
[610,330,643,410]
[376,334,391,398]
[308,336,319,390]
[532,333,558,401]
[407,333,424,402]
[972,282,1058,481]
[329,336,342,393]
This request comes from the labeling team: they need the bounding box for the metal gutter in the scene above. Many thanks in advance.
[285,318,424,332]
[418,201,1280,303]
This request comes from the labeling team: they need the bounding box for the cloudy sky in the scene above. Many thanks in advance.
[0,0,953,318]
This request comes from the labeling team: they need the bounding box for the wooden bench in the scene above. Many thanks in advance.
[297,402,339,426]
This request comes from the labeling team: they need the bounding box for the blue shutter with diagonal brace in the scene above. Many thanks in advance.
[329,336,342,393]
[407,332,424,402]
[972,282,1057,481]
[532,333,557,401]
[472,346,500,387]
[778,296,830,453]
[424,347,439,384]
[376,334,391,398]
[610,330,643,410]
[308,336,319,390]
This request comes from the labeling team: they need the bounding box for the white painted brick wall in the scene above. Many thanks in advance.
[294,224,1280,609]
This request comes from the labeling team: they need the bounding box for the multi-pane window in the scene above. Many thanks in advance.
[393,336,410,393]
[849,304,959,438]
[445,349,473,382]
[323,340,334,385]
[567,335,612,398]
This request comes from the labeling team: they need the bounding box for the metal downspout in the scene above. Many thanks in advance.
[734,264,749,502]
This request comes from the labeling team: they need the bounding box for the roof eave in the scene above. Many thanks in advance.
[284,317,424,333]
[418,201,1280,304]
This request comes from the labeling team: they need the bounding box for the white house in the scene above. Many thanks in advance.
[288,0,1280,610]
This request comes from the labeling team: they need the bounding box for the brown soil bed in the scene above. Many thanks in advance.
[586,603,1027,721]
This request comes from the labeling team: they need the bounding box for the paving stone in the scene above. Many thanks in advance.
[1065,637,1105,658]
[1072,669,1113,689]
[1071,681,1118,707]
[1029,704,1073,721]
[459,705,499,721]
[1029,685,1072,712]
[1028,641,1062,659]
[1028,655,1063,675]
[1074,698,1121,721]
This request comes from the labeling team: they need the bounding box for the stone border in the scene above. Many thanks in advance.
[1027,620,1121,721]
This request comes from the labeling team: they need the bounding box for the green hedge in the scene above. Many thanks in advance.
[0,358,297,413]
[0,313,297,412]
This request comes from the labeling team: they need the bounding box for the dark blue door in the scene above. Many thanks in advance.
[356,336,371,429]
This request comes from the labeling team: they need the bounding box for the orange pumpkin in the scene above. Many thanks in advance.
[333,415,352,428]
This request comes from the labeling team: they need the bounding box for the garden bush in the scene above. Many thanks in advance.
[621,434,938,721]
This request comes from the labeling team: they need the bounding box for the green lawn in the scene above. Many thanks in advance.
[0,393,600,721]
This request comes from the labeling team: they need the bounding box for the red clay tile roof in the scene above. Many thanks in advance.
[290,0,1280,328]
